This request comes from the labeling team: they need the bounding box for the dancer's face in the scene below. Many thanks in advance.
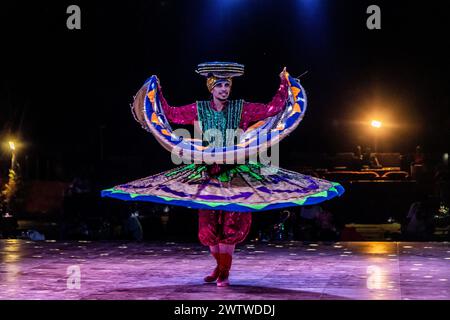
[211,81,231,101]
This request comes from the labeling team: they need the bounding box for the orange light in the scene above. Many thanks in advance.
[8,141,16,151]
[371,120,382,128]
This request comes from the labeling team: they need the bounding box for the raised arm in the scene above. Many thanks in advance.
[157,80,198,125]
[240,69,289,130]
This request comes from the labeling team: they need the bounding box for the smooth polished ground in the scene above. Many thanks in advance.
[0,240,449,300]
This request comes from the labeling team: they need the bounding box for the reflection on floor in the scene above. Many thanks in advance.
[0,240,449,300]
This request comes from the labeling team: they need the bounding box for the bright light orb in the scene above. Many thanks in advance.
[8,141,16,151]
[371,120,382,128]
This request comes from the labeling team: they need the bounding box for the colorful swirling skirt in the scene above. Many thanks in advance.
[101,163,344,212]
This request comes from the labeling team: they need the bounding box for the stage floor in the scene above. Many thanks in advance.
[0,240,449,300]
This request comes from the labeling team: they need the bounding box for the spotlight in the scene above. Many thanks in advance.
[371,120,382,128]
[8,141,16,151]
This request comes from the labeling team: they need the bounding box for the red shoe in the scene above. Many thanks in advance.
[204,252,220,283]
[216,270,230,287]
[216,253,232,287]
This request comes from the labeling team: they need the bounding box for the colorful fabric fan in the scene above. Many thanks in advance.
[102,163,344,212]
[128,73,307,164]
[102,63,344,212]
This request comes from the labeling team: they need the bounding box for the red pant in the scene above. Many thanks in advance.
[198,210,252,246]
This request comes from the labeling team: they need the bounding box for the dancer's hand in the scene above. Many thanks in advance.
[279,67,288,80]
[156,76,162,90]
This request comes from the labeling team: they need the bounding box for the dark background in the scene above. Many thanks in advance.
[1,0,449,182]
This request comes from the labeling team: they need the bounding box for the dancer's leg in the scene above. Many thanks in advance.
[217,212,252,287]
[217,243,235,287]
[198,209,221,282]
[204,244,220,282]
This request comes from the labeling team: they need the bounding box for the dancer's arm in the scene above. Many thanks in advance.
[157,80,198,125]
[240,69,289,128]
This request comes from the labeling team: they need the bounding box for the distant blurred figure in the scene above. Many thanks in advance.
[405,198,435,240]
[315,208,338,241]
[413,145,425,165]
[350,145,363,170]
[362,147,382,169]
[297,205,338,241]
[66,176,91,196]
[125,203,143,241]
[410,145,426,180]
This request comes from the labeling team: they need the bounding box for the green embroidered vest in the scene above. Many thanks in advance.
[196,99,243,148]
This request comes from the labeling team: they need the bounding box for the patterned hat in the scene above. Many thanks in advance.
[196,61,245,78]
